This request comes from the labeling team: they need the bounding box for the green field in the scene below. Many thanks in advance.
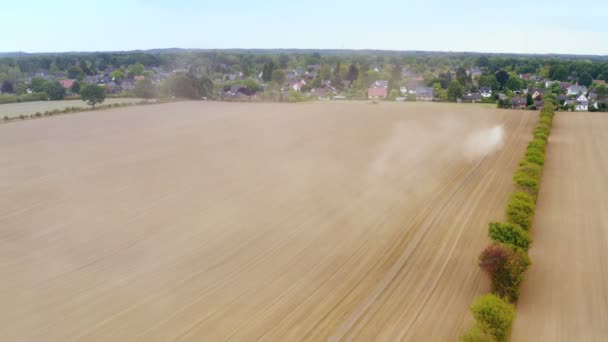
[0,98,148,118]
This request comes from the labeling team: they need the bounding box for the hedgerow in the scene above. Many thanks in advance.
[462,101,555,340]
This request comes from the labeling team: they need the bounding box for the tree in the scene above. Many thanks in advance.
[469,294,516,342]
[44,81,66,100]
[320,64,331,81]
[596,84,608,100]
[495,70,510,89]
[1,80,14,93]
[488,222,532,251]
[448,80,464,101]
[479,243,530,302]
[526,93,533,106]
[478,74,499,91]
[550,65,568,81]
[168,73,214,99]
[433,82,448,101]
[347,64,359,82]
[505,77,523,92]
[243,78,261,93]
[271,69,286,85]
[262,62,276,82]
[133,79,157,101]
[30,77,47,93]
[110,70,126,82]
[68,65,85,80]
[80,84,106,108]
[578,72,592,87]
[71,80,81,94]
[476,56,491,68]
[456,68,471,89]
[127,63,145,79]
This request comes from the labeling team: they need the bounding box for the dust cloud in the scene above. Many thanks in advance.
[462,125,505,161]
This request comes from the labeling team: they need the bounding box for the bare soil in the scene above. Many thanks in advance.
[0,101,534,341]
[512,112,608,341]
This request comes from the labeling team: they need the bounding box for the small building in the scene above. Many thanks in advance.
[415,87,434,101]
[511,96,527,109]
[368,80,389,99]
[565,94,589,111]
[480,86,492,98]
[462,92,482,102]
[58,79,75,89]
[567,85,587,96]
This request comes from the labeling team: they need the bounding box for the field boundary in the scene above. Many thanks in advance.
[0,99,170,125]
[460,101,556,341]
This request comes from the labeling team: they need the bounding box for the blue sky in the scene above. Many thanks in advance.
[3,0,608,55]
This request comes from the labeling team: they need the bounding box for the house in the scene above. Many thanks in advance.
[480,86,492,98]
[85,75,100,84]
[311,87,334,98]
[498,93,508,101]
[290,80,307,92]
[589,92,598,101]
[565,94,589,111]
[592,79,606,85]
[415,87,434,101]
[462,92,482,102]
[58,79,75,89]
[528,89,544,100]
[104,82,120,94]
[519,73,533,80]
[286,71,296,81]
[511,97,527,109]
[294,67,306,76]
[307,64,321,72]
[368,80,389,99]
[469,67,483,79]
[134,75,145,82]
[545,80,555,88]
[120,81,133,91]
[224,73,241,81]
[567,85,587,96]
[560,82,572,92]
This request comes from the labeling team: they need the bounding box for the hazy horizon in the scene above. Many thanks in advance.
[4,0,608,55]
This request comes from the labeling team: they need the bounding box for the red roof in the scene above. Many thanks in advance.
[368,87,388,99]
[59,79,75,89]
[134,75,145,81]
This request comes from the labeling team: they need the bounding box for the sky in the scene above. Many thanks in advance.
[3,0,608,55]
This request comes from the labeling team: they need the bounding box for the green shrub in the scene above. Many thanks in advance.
[525,150,545,165]
[489,222,532,251]
[470,294,515,342]
[527,139,546,153]
[479,243,531,302]
[506,192,535,230]
[518,161,542,179]
[3,116,8,121]
[513,170,539,195]
[460,325,496,342]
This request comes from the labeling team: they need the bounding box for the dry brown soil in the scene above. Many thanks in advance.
[513,112,608,341]
[0,101,534,341]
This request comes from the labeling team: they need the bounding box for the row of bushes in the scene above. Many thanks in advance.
[0,92,49,104]
[1,100,162,124]
[461,102,555,341]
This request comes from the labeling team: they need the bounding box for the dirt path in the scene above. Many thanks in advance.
[0,102,534,341]
[512,112,608,341]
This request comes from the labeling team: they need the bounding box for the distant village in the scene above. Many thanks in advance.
[1,53,607,112]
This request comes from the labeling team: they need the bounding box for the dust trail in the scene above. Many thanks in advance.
[462,125,505,161]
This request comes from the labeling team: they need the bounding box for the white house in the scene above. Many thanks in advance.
[480,86,492,98]
[565,94,589,111]
[545,80,555,88]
